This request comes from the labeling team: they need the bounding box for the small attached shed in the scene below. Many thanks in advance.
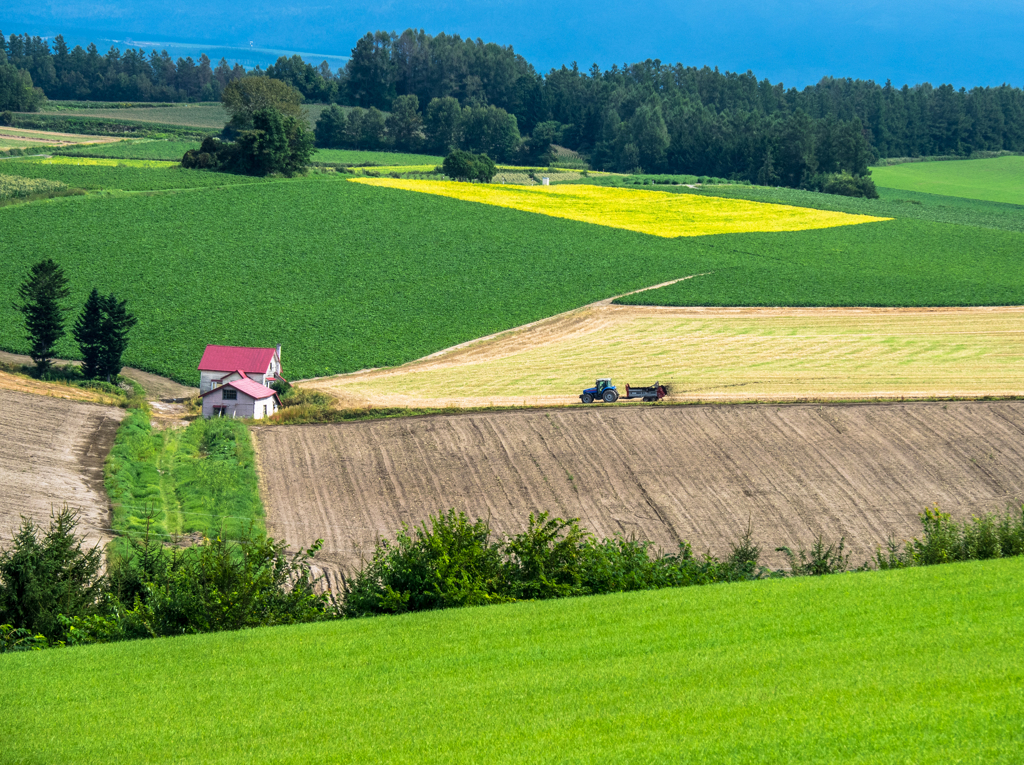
[201,373,281,420]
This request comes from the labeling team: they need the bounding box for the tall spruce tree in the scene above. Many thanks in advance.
[72,288,104,379]
[99,293,137,382]
[15,259,70,373]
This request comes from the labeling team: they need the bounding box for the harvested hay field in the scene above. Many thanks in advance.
[302,305,1024,409]
[254,402,1024,583]
[0,390,125,547]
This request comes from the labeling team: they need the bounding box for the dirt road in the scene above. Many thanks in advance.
[0,389,126,547]
[254,401,1024,587]
[0,350,197,400]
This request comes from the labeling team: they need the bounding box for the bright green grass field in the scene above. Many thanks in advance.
[2,171,1024,382]
[51,142,442,166]
[0,157,272,191]
[871,156,1024,206]
[313,147,445,165]
[2,559,1021,764]
[56,139,201,161]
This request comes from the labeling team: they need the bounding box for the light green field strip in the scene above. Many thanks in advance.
[2,558,1022,763]
[872,156,1024,206]
[352,177,890,237]
[307,307,1024,408]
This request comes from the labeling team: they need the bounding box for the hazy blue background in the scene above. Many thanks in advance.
[3,0,1021,87]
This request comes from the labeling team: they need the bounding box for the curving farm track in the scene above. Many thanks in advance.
[254,401,1024,587]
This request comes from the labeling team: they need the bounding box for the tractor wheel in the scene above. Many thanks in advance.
[580,393,594,404]
[603,390,618,403]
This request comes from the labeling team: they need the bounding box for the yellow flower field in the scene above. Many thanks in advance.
[351,178,890,237]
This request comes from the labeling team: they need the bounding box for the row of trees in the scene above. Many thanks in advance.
[314,96,522,160]
[15,259,136,381]
[5,28,1024,183]
[1,31,247,103]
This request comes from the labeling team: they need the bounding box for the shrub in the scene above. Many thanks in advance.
[776,537,851,576]
[0,506,106,643]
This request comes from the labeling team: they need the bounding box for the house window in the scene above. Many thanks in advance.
[263,404,268,418]
[223,388,237,400]
[212,405,227,417]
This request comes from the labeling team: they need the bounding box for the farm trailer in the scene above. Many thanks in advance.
[579,378,668,404]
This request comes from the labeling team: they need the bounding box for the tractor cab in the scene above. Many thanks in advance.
[580,378,619,404]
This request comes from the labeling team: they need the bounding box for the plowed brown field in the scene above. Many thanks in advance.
[0,389,125,546]
[254,401,1024,585]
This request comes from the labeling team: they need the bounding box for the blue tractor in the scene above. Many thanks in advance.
[580,378,619,404]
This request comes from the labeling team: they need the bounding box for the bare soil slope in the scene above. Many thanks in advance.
[255,401,1024,585]
[0,389,126,546]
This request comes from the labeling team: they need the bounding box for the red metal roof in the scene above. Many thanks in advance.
[200,372,280,402]
[226,376,279,401]
[198,345,276,373]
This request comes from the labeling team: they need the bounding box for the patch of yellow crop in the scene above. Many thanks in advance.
[351,178,890,237]
[40,157,175,169]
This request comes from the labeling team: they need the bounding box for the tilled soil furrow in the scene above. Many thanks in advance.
[0,390,125,547]
[254,402,1024,580]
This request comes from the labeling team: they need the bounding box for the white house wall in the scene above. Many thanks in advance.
[202,388,258,419]
[252,395,277,420]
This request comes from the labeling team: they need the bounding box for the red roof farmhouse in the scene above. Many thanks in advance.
[198,345,284,420]
[198,344,283,393]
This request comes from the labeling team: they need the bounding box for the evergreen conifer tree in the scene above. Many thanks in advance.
[72,288,105,379]
[99,293,137,382]
[15,259,70,373]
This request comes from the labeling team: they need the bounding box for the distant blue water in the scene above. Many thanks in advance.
[4,1,1023,88]
[66,36,349,75]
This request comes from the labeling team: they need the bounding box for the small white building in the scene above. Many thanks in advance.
[197,344,283,394]
[200,373,281,420]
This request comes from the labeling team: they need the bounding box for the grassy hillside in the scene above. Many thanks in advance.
[614,219,1024,307]
[2,557,1021,763]
[1,172,1024,382]
[871,156,1024,205]
[310,308,1024,407]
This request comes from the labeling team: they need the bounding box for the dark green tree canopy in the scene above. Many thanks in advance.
[99,293,137,382]
[72,288,105,380]
[14,258,69,372]
[183,106,314,177]
[314,104,347,149]
[442,149,497,183]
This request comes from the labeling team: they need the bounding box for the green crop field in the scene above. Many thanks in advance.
[1,173,1023,383]
[0,158,272,191]
[56,139,201,161]
[35,102,328,130]
[313,148,444,165]
[2,558,1021,763]
[614,218,1024,307]
[51,142,443,166]
[871,156,1024,205]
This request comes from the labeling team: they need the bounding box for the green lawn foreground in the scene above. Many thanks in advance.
[2,557,1021,764]
[871,155,1024,206]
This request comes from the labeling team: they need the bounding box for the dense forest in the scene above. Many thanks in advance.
[3,28,1023,185]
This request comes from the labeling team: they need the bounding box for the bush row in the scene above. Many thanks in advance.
[2,503,1022,651]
